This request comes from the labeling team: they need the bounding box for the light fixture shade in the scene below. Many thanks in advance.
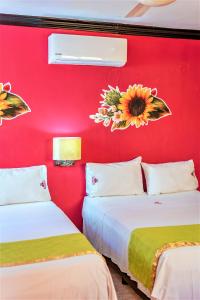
[53,137,81,161]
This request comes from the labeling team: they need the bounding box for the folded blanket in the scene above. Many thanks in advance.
[128,224,200,291]
[0,233,98,267]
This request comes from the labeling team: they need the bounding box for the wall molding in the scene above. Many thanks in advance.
[0,13,200,40]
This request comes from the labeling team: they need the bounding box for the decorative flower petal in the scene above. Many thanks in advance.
[98,107,108,116]
[3,82,11,92]
[0,92,7,101]
[112,111,122,123]
[151,88,157,97]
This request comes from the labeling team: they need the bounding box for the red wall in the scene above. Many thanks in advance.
[0,25,199,229]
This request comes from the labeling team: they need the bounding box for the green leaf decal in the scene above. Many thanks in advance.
[148,97,171,120]
[0,92,30,125]
[111,120,130,132]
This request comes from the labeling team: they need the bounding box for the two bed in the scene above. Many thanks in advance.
[0,200,117,300]
[83,190,200,300]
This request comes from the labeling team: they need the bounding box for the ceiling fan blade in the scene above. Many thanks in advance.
[125,3,150,17]
[140,0,176,7]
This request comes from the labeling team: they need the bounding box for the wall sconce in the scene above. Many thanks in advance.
[53,137,81,166]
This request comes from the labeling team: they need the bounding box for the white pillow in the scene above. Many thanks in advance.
[86,157,144,197]
[142,159,199,195]
[0,165,51,205]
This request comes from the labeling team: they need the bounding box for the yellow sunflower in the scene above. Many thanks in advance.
[118,85,155,128]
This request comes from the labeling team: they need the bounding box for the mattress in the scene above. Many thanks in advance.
[82,191,200,300]
[0,201,117,300]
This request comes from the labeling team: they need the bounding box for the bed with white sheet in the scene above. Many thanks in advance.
[0,165,117,300]
[0,200,117,300]
[83,190,200,300]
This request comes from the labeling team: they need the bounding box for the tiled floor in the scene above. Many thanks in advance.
[108,262,143,300]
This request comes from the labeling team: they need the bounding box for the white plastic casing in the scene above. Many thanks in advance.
[48,33,127,67]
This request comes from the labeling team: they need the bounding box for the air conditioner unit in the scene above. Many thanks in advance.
[48,34,127,67]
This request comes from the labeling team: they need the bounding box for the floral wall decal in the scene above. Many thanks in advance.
[90,84,171,131]
[0,82,30,126]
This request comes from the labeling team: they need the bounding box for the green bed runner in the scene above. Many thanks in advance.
[0,233,98,267]
[128,224,200,291]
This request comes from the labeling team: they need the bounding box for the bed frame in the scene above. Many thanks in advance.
[105,257,149,300]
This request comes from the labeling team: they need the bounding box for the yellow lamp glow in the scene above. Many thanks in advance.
[53,137,81,166]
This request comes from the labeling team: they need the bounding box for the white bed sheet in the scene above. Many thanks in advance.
[0,201,117,300]
[82,191,200,300]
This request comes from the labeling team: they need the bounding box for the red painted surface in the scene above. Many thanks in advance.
[0,25,199,229]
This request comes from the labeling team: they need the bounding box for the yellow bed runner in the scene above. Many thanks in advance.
[0,233,98,267]
[128,224,200,291]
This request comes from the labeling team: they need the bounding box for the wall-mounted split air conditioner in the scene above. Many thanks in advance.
[48,34,127,67]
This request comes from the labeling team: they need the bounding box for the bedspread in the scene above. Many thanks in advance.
[83,191,200,300]
[0,201,117,300]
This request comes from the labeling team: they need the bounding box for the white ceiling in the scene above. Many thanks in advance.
[0,0,200,30]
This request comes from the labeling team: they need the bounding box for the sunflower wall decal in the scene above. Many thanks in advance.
[0,82,31,126]
[90,84,171,132]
